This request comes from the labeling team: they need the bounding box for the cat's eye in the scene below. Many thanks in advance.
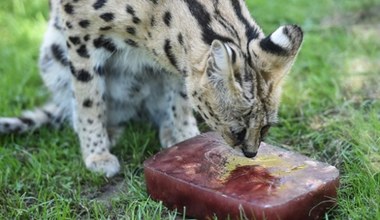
[260,125,271,139]
[235,128,247,142]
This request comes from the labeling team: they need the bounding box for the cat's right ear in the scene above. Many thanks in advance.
[250,25,303,83]
[259,25,303,57]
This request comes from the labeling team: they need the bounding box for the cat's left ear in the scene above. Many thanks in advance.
[203,40,236,87]
[207,40,232,77]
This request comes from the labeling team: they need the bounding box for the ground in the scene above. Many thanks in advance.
[0,0,379,219]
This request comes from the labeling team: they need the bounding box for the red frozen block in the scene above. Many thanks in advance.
[144,132,339,220]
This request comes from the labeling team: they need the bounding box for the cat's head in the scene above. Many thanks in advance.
[190,25,303,157]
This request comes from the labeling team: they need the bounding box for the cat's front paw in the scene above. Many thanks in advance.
[84,152,120,177]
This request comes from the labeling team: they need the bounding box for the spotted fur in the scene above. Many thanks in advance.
[0,0,303,177]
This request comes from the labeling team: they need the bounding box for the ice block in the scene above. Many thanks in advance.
[144,132,339,220]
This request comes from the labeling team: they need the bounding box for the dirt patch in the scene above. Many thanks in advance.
[343,57,380,103]
[95,179,127,202]
[351,24,380,41]
[321,4,380,28]
[322,5,380,103]
[83,175,128,204]
[321,4,380,41]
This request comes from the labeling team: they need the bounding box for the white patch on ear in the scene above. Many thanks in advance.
[270,26,291,49]
[211,40,230,71]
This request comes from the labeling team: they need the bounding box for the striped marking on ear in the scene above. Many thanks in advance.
[260,25,303,56]
[259,33,288,56]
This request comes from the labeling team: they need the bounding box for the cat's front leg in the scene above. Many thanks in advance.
[67,35,120,177]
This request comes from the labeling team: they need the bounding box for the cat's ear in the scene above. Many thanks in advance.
[207,40,231,77]
[204,40,236,87]
[251,25,303,84]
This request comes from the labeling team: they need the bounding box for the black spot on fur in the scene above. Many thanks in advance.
[77,69,93,82]
[126,5,135,15]
[83,35,90,41]
[83,99,93,108]
[93,37,103,48]
[164,39,179,71]
[99,26,112,31]
[69,36,81,45]
[126,26,136,35]
[178,33,184,45]
[231,0,260,42]
[180,91,188,99]
[64,3,74,14]
[163,11,172,27]
[133,17,141,24]
[100,13,114,22]
[51,44,69,66]
[76,45,90,58]
[214,8,242,45]
[18,117,35,126]
[150,49,157,56]
[203,113,209,120]
[66,21,73,29]
[182,68,188,76]
[150,16,156,27]
[79,20,90,28]
[183,0,233,45]
[125,39,138,47]
[88,119,94,124]
[42,110,53,119]
[93,0,107,9]
[149,0,158,4]
[93,36,117,52]
[69,62,76,75]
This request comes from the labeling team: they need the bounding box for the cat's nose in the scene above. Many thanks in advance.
[240,132,260,158]
[242,148,257,158]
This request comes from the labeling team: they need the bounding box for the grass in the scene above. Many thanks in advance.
[0,0,379,219]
